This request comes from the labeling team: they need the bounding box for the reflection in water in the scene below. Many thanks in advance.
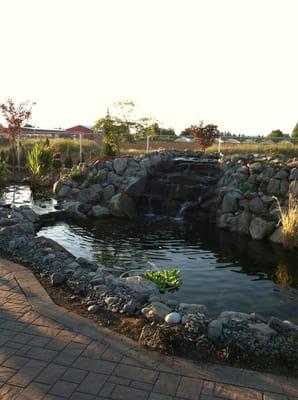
[38,218,298,323]
[0,185,57,215]
[275,264,294,291]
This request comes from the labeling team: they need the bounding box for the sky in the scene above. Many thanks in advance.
[0,0,297,136]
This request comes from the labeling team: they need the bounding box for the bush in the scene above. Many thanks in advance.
[0,158,9,183]
[27,143,54,179]
[64,144,73,168]
[101,142,116,157]
[276,194,298,250]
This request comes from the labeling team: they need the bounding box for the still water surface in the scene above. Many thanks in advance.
[1,185,297,322]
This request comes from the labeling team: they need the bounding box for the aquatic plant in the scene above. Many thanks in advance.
[142,268,181,293]
[275,193,298,250]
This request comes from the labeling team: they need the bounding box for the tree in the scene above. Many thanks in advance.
[292,122,298,138]
[267,129,284,138]
[0,99,34,172]
[185,122,220,151]
[94,113,130,157]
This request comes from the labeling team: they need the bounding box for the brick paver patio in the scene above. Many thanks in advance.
[0,257,297,400]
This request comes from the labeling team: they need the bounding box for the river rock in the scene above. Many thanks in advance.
[247,323,277,343]
[125,176,147,197]
[90,205,110,217]
[207,319,223,342]
[113,158,128,175]
[249,197,266,214]
[222,191,241,213]
[249,218,274,240]
[122,276,159,297]
[268,317,298,338]
[20,208,40,223]
[269,227,283,244]
[218,311,250,322]
[141,302,171,320]
[179,303,207,315]
[109,193,137,218]
[103,185,115,202]
[50,272,65,286]
[88,304,99,313]
[165,312,181,325]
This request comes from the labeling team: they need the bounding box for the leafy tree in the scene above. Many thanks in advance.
[292,122,298,138]
[267,129,284,138]
[0,99,34,172]
[94,113,131,157]
[185,122,219,151]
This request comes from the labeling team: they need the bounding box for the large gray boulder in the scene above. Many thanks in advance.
[90,205,110,217]
[109,193,137,218]
[103,185,115,202]
[113,158,128,175]
[229,211,251,234]
[63,201,87,219]
[208,319,223,342]
[269,227,283,244]
[249,197,266,215]
[247,323,277,343]
[249,218,275,240]
[122,276,159,297]
[20,207,40,223]
[222,191,242,213]
[125,176,147,197]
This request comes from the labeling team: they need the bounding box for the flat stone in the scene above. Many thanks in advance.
[122,276,159,297]
[179,303,207,315]
[218,311,250,322]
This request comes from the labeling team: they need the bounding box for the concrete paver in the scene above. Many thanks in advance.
[0,256,297,400]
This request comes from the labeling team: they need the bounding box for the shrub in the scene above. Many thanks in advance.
[87,171,102,185]
[0,158,9,183]
[142,268,181,293]
[27,143,54,179]
[64,144,73,168]
[276,194,298,250]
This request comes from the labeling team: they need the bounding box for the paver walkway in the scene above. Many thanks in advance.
[0,257,296,400]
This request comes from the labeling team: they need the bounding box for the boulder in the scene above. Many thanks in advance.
[125,176,147,197]
[222,191,241,213]
[108,172,123,188]
[63,202,87,219]
[289,168,298,181]
[207,319,223,342]
[249,197,266,215]
[109,193,138,219]
[268,317,298,338]
[289,180,298,198]
[90,205,110,217]
[229,211,251,235]
[113,158,128,175]
[269,227,283,244]
[249,218,274,240]
[218,311,250,322]
[247,323,277,343]
[20,208,40,223]
[122,276,159,297]
[103,185,115,202]
[141,302,171,320]
[50,272,65,286]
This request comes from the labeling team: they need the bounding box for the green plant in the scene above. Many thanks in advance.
[67,169,84,182]
[27,143,53,179]
[142,268,182,293]
[87,171,102,185]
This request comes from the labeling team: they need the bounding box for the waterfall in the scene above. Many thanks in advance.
[174,201,192,221]
[144,195,155,217]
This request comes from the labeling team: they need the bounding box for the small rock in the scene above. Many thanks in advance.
[50,272,65,286]
[88,304,99,313]
[165,312,181,325]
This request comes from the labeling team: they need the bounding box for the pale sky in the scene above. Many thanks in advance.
[0,0,297,135]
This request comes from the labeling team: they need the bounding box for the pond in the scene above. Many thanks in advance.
[1,185,298,322]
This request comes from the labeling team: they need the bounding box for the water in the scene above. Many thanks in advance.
[1,185,298,322]
[0,185,57,215]
[38,218,298,322]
